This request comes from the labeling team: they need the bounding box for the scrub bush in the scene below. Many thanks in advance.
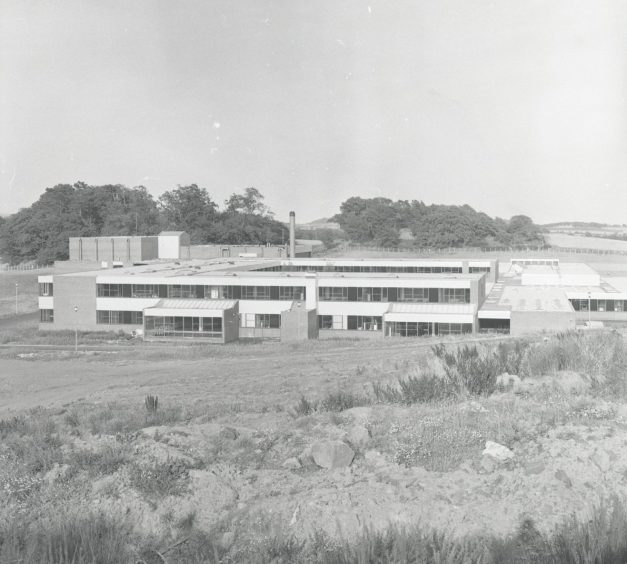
[372,373,453,404]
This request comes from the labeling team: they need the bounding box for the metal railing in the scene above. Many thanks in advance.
[0,263,50,271]
[336,244,627,257]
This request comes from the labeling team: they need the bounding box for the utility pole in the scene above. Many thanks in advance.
[74,306,78,352]
[14,283,18,315]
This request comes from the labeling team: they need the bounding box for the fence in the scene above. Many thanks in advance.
[337,244,627,257]
[0,264,50,272]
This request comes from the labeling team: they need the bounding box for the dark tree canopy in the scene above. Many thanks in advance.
[0,183,287,264]
[0,183,162,264]
[158,184,218,243]
[334,198,544,248]
[0,183,545,265]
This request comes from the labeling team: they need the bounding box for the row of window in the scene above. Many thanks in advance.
[317,287,471,303]
[39,283,53,297]
[386,321,473,337]
[256,265,467,274]
[317,315,383,331]
[468,266,491,274]
[240,313,281,329]
[97,310,143,325]
[144,316,223,336]
[570,299,627,312]
[97,284,306,301]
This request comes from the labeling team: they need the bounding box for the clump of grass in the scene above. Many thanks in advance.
[145,394,159,415]
[373,373,453,405]
[87,401,185,435]
[522,330,625,381]
[291,390,370,417]
[128,458,190,499]
[0,413,64,474]
[67,441,132,477]
[0,510,134,564]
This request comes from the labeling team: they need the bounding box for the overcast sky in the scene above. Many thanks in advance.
[1,0,626,224]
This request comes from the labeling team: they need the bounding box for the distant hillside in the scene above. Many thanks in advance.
[332,197,545,248]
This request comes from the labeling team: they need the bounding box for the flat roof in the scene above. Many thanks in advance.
[59,258,486,281]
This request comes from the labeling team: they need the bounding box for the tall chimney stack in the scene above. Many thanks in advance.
[289,211,296,258]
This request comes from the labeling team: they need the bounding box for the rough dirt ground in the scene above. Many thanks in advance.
[3,335,627,542]
[0,337,472,416]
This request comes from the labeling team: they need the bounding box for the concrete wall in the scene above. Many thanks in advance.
[281,306,318,341]
[510,310,576,336]
[318,329,383,340]
[51,274,97,331]
[239,327,281,339]
[188,245,288,259]
[158,234,183,259]
[140,237,159,261]
[68,237,158,263]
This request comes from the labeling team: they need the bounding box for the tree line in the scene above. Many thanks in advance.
[0,183,286,264]
[332,197,545,248]
[0,184,545,265]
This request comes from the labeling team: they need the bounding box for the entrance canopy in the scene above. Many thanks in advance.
[384,303,475,324]
[143,299,237,317]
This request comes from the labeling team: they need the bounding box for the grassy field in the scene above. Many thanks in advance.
[546,233,627,252]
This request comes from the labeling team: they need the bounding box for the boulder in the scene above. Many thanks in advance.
[219,426,239,440]
[480,455,497,473]
[282,457,302,470]
[311,441,355,470]
[482,441,514,463]
[346,425,370,447]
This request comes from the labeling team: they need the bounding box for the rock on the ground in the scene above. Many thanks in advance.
[44,463,71,485]
[591,449,611,473]
[311,440,355,470]
[346,425,370,447]
[220,531,235,550]
[496,373,521,389]
[283,457,302,470]
[462,401,488,413]
[343,407,373,425]
[555,469,573,488]
[219,426,239,440]
[524,460,545,475]
[553,371,590,394]
[483,441,514,463]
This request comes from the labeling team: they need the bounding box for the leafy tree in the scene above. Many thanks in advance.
[158,184,218,243]
[213,212,285,245]
[224,187,272,216]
